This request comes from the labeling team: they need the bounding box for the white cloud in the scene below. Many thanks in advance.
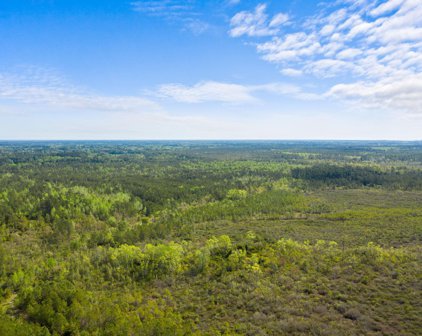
[131,1,211,35]
[0,69,158,113]
[253,83,322,100]
[229,4,289,37]
[131,1,194,17]
[257,33,321,61]
[227,0,241,6]
[230,0,422,115]
[183,19,210,35]
[280,68,303,77]
[0,68,320,114]
[305,59,357,78]
[370,0,405,17]
[336,48,362,59]
[320,24,335,36]
[327,74,422,115]
[156,80,320,103]
[157,81,256,103]
[270,13,289,27]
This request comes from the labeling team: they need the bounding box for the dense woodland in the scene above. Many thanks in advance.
[0,141,421,335]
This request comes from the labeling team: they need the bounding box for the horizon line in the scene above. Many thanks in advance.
[1,139,422,142]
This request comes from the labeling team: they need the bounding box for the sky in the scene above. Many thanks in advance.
[0,0,422,140]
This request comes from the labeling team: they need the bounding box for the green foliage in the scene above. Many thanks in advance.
[206,235,232,257]
[292,163,422,189]
[0,315,50,336]
[0,141,421,335]
[110,242,183,280]
[226,189,248,200]
[36,184,143,223]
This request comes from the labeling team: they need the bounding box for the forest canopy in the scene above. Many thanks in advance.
[0,141,421,335]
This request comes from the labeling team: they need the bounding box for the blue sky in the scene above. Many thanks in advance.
[1,0,421,140]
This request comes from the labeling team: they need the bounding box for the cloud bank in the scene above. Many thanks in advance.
[230,0,422,115]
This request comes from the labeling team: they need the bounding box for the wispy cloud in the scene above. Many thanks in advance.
[0,67,319,114]
[131,1,196,18]
[155,80,320,103]
[254,83,322,101]
[227,0,241,6]
[156,81,256,103]
[0,68,158,112]
[229,3,289,37]
[131,0,211,35]
[280,68,303,77]
[230,0,422,114]
[182,18,211,35]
